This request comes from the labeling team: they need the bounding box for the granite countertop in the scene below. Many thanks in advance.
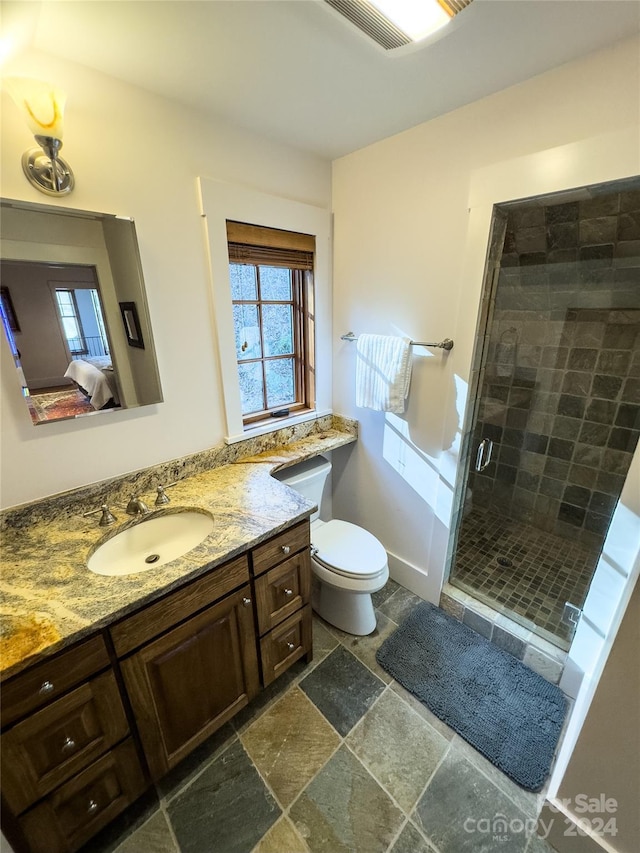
[0,423,356,680]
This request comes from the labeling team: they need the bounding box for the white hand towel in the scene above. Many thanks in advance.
[355,334,412,413]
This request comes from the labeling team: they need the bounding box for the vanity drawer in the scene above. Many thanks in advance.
[255,551,311,635]
[1,670,129,815]
[1,635,110,729]
[17,738,146,853]
[251,521,310,577]
[260,605,312,687]
[110,554,250,656]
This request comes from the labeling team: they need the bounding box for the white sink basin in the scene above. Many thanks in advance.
[87,510,214,576]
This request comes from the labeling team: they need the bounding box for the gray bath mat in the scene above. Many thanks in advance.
[375,602,567,792]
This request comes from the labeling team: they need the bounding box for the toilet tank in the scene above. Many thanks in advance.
[273,456,331,522]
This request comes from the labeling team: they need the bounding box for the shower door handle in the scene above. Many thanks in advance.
[475,438,494,472]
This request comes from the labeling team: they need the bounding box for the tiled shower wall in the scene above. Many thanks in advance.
[469,186,640,549]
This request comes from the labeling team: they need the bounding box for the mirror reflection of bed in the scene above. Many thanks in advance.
[0,260,121,425]
[64,355,120,409]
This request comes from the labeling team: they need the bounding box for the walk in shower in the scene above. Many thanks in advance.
[449,176,640,650]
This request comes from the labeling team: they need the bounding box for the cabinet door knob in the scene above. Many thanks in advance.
[61,736,76,753]
[242,596,251,607]
[286,641,295,651]
[87,799,99,815]
[281,545,291,555]
[39,680,54,695]
[283,588,293,597]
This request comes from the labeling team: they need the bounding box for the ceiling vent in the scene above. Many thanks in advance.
[324,0,473,51]
[440,0,474,13]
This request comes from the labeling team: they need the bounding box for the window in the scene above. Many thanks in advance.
[199,178,330,443]
[54,288,86,354]
[54,286,110,358]
[227,221,315,425]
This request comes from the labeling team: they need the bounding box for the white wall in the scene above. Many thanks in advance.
[331,36,640,602]
[554,577,639,853]
[0,48,331,508]
[543,437,640,852]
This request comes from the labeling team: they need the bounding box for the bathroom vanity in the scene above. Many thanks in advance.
[1,519,312,853]
[0,417,356,853]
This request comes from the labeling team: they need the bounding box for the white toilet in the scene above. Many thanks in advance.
[274,456,389,635]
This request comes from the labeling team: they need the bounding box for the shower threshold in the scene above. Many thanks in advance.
[451,507,599,649]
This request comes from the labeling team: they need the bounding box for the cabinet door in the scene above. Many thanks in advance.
[260,605,312,687]
[255,550,311,635]
[251,521,310,576]
[18,739,146,853]
[1,635,110,729]
[121,586,259,779]
[1,671,129,815]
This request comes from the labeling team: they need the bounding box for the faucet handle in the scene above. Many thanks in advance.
[83,504,118,527]
[155,482,177,506]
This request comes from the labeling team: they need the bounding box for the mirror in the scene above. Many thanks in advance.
[0,198,163,425]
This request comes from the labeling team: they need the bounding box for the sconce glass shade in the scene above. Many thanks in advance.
[4,76,74,196]
[5,76,66,138]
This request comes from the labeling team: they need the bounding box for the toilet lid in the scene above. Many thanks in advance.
[311,519,387,579]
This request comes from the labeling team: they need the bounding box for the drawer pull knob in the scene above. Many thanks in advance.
[286,641,295,651]
[61,736,76,753]
[39,680,54,695]
[87,799,99,815]
[283,588,293,597]
[281,545,291,555]
[242,597,251,607]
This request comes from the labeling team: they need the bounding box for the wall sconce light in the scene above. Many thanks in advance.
[4,76,74,196]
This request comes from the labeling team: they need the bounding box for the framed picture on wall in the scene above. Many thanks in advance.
[0,286,20,332]
[119,301,145,349]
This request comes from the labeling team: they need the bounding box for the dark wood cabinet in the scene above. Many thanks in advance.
[1,638,144,853]
[1,671,129,814]
[255,550,311,634]
[121,584,260,779]
[260,605,312,686]
[17,740,146,853]
[1,635,110,729]
[252,521,311,576]
[2,518,312,853]
[109,555,250,658]
[251,519,313,684]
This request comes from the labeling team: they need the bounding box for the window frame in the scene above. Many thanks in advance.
[199,179,331,445]
[228,230,315,425]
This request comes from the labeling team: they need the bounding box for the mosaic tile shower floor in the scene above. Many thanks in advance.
[452,507,598,646]
[80,582,559,853]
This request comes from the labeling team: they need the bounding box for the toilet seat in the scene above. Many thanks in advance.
[311,519,387,580]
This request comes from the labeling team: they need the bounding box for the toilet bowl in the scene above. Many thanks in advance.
[274,456,389,635]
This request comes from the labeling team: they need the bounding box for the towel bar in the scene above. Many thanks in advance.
[340,332,454,351]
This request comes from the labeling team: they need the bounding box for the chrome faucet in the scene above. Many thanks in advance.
[126,495,150,516]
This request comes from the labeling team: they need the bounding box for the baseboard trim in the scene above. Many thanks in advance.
[539,798,622,853]
[386,551,439,603]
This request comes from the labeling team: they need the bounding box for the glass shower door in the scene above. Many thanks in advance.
[450,178,640,649]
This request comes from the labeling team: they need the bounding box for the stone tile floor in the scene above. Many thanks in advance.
[83,581,560,853]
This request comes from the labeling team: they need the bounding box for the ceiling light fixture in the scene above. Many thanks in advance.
[324,0,473,51]
[4,76,74,196]
[369,0,449,41]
